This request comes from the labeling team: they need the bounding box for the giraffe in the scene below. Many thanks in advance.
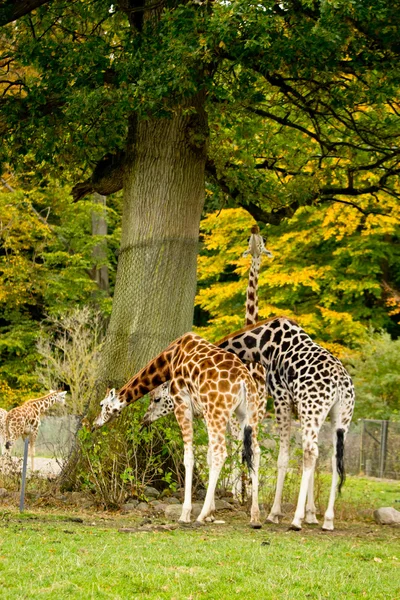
[142,225,273,496]
[92,332,262,527]
[241,224,272,424]
[5,390,67,470]
[218,317,355,531]
[0,408,7,455]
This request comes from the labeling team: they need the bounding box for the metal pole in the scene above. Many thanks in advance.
[379,420,389,479]
[19,437,29,513]
[360,420,365,474]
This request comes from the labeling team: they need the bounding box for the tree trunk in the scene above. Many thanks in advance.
[93,95,208,399]
[90,192,110,294]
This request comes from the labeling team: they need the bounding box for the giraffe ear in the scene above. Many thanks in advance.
[110,388,116,399]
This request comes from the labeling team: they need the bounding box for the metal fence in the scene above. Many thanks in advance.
[5,416,400,481]
[359,419,400,480]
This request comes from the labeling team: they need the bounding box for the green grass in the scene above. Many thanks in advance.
[0,510,399,600]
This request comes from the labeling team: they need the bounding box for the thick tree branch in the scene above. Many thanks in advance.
[0,0,52,26]
[72,151,125,201]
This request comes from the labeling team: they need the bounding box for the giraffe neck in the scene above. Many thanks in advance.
[29,394,59,415]
[245,256,261,325]
[119,347,174,404]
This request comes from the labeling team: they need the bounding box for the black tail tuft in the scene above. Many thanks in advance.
[336,428,346,494]
[242,425,253,473]
[5,441,11,450]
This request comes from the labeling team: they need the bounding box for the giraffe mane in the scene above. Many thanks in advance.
[22,391,61,404]
[216,316,299,345]
[118,333,193,393]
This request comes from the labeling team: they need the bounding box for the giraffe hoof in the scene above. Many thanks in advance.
[266,515,280,525]
[178,520,192,527]
[250,522,262,529]
[192,520,206,528]
[321,524,334,532]
[288,524,302,532]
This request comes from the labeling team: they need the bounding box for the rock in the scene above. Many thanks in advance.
[136,502,150,513]
[144,486,160,499]
[0,488,8,498]
[196,489,207,501]
[121,502,139,513]
[235,511,248,519]
[215,499,234,511]
[165,504,183,521]
[163,496,180,505]
[153,503,169,514]
[373,507,400,525]
[220,496,235,504]
[69,491,93,507]
[191,503,203,518]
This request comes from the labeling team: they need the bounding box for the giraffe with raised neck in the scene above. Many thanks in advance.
[142,226,272,426]
[218,317,355,531]
[141,225,272,497]
[93,332,262,527]
[242,224,272,416]
[0,408,7,455]
[5,390,67,470]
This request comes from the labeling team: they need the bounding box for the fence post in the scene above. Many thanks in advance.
[360,420,365,474]
[19,437,29,513]
[379,420,389,479]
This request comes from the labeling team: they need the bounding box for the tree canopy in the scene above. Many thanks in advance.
[1,0,399,422]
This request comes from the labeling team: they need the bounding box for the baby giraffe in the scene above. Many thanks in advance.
[5,390,67,470]
[93,332,262,527]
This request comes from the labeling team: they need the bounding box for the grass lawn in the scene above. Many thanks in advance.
[0,508,399,600]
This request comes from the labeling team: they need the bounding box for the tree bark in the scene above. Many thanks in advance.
[90,192,110,294]
[94,95,208,397]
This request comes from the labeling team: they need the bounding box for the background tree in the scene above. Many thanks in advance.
[195,205,400,355]
[1,1,399,486]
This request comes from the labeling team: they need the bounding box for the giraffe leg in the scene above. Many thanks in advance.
[227,417,243,502]
[196,426,227,523]
[173,402,194,524]
[322,403,347,531]
[290,411,327,531]
[206,445,215,515]
[248,430,261,528]
[234,399,261,528]
[267,400,291,524]
[305,466,319,524]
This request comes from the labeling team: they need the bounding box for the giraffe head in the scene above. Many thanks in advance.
[141,382,174,427]
[92,388,126,430]
[243,225,273,259]
[49,390,67,405]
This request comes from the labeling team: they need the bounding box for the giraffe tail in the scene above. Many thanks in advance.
[336,428,346,494]
[242,425,254,473]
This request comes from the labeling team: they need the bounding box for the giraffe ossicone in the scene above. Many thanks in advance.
[93,332,262,528]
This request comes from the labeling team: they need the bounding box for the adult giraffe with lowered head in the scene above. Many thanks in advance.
[218,317,355,531]
[93,332,262,527]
